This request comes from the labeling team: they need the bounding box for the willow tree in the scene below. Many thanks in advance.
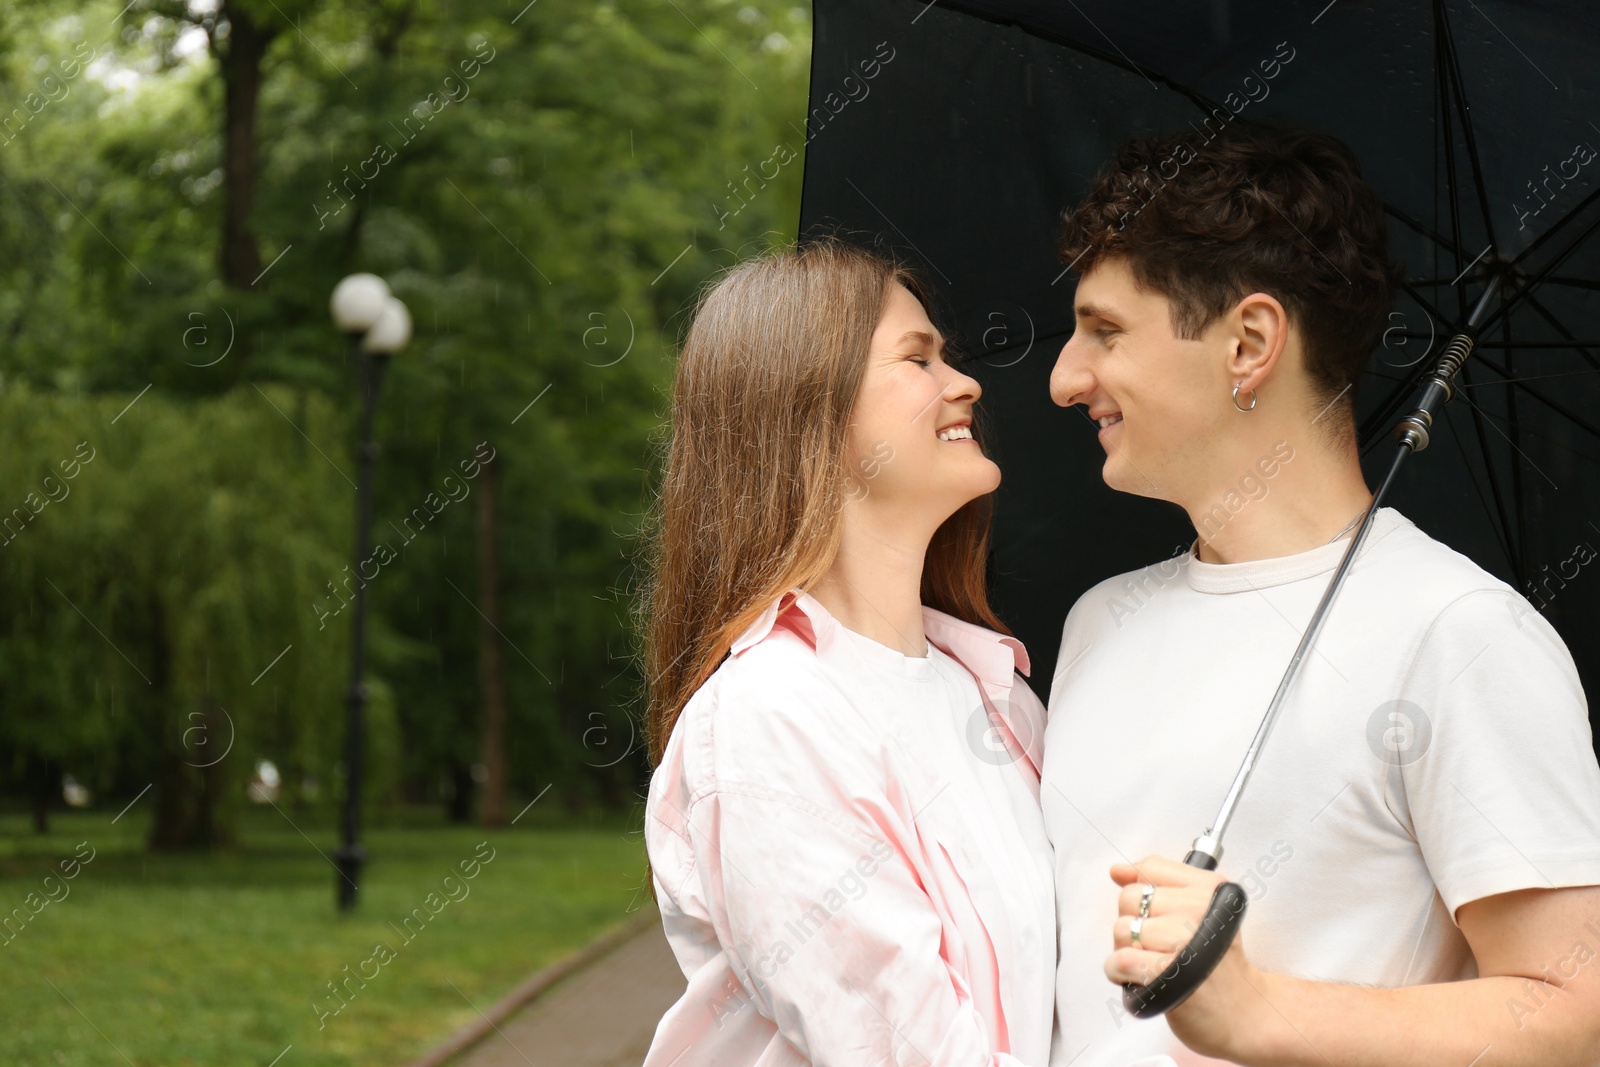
[0,385,363,848]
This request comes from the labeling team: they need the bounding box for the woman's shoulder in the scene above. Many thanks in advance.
[693,629,859,736]
[673,628,892,797]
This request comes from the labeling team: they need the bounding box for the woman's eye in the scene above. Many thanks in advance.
[910,356,932,367]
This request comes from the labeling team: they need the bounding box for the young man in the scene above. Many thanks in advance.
[1041,123,1600,1067]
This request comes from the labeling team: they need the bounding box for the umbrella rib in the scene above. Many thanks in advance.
[1398,280,1449,331]
[1462,368,1600,387]
[1542,275,1600,293]
[1441,398,1520,575]
[1432,0,1468,318]
[1430,15,1447,291]
[1456,361,1524,577]
[1410,277,1496,288]
[932,0,1221,116]
[1437,0,1502,263]
[1454,413,1600,471]
[1453,375,1561,491]
[1359,286,1600,453]
[1478,206,1600,336]
[1382,334,1600,350]
[1058,0,1158,90]
[1397,364,1600,460]
[1521,292,1600,374]
[1384,205,1462,262]
[1461,340,1600,350]
[1466,295,1592,639]
[1509,187,1600,270]
[1499,305,1527,587]
[1459,352,1600,443]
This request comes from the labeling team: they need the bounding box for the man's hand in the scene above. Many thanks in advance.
[1105,854,1272,1062]
[1107,859,1600,1066]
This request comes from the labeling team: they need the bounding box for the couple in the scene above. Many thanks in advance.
[639,123,1600,1067]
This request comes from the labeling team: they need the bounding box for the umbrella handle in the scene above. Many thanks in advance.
[1120,855,1249,1019]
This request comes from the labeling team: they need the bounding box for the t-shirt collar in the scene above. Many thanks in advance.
[1184,506,1413,593]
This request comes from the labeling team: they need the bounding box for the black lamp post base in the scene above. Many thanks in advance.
[334,843,367,911]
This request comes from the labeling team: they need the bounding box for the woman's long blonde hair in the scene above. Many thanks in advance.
[640,238,1009,768]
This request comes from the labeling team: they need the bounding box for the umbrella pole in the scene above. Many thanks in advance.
[1123,274,1505,1018]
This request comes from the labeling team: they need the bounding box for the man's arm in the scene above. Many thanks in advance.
[1107,857,1600,1067]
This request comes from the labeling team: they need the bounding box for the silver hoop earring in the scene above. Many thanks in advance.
[1232,383,1258,412]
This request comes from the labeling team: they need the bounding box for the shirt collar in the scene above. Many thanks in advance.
[730,588,1031,688]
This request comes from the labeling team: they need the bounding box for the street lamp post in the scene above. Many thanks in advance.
[329,274,411,912]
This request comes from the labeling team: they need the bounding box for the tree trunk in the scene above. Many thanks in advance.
[476,456,509,827]
[218,1,276,291]
[150,747,198,850]
[149,601,234,851]
[148,597,189,850]
[26,754,52,834]
[446,763,475,824]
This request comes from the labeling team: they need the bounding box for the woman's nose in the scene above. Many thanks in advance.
[945,366,982,403]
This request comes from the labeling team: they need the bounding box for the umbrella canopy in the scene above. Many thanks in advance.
[798,0,1600,729]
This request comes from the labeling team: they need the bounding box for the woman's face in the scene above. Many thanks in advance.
[841,283,1000,525]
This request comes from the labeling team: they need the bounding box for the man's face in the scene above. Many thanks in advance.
[1048,256,1229,504]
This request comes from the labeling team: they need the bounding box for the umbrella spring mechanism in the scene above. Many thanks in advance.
[1395,274,1504,453]
[1394,332,1474,452]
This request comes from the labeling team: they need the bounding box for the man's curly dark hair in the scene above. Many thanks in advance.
[1059,121,1405,430]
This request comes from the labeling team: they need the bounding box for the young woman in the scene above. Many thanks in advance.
[638,239,1057,1066]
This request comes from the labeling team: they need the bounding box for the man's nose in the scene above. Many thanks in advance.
[1049,335,1091,409]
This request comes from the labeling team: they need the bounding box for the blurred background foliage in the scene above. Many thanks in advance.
[0,0,811,848]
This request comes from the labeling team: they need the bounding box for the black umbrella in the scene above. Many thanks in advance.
[798,0,1600,1014]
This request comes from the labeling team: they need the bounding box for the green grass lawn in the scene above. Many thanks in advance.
[0,803,650,1066]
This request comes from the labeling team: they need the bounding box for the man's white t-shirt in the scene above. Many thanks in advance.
[1042,507,1600,1067]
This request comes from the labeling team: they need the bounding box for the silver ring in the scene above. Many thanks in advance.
[1232,383,1258,412]
[1139,883,1155,919]
[1130,915,1144,948]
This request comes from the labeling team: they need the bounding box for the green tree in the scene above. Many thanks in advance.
[0,385,359,847]
[0,0,811,840]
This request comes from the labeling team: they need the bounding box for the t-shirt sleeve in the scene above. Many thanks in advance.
[1049,577,1120,714]
[1396,587,1600,918]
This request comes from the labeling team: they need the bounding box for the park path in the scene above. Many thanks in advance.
[450,916,684,1067]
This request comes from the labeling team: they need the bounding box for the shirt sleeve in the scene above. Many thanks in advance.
[687,786,1030,1067]
[1396,587,1600,919]
[684,672,1033,1067]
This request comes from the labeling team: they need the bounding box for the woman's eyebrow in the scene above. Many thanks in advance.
[895,329,947,353]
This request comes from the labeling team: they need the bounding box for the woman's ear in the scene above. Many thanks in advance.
[1228,292,1289,391]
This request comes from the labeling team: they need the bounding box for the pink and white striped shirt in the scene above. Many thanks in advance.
[643,589,1057,1067]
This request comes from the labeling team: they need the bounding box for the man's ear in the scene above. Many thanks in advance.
[1228,292,1290,392]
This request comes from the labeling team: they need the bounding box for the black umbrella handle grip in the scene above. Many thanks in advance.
[1120,861,1248,1019]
